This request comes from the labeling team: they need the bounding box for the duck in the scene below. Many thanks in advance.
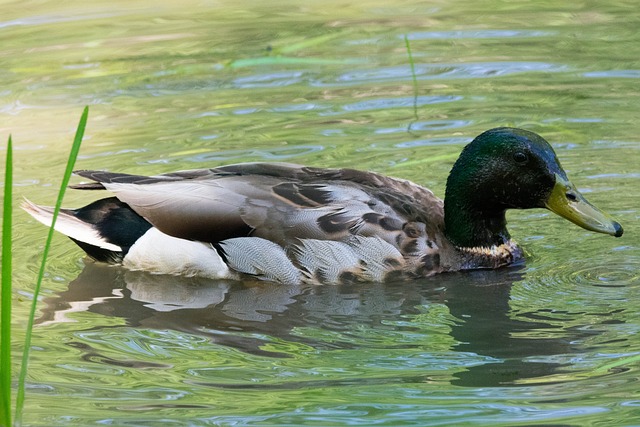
[24,127,623,285]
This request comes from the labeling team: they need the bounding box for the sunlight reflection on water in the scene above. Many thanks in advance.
[4,0,640,425]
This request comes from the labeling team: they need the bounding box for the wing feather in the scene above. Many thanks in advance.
[71,163,445,258]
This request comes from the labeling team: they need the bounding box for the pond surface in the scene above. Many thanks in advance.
[2,0,640,425]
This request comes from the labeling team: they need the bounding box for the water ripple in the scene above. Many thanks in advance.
[313,62,566,86]
[584,70,640,79]
[528,256,640,290]
[376,119,472,134]
[0,11,120,29]
[406,30,552,40]
[395,137,471,148]
[338,95,462,113]
[233,71,304,88]
[174,145,324,162]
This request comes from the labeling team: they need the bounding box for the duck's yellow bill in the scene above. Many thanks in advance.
[545,174,623,237]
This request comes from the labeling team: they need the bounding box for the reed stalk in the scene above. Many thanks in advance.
[14,107,88,426]
[1,136,14,427]
[404,34,420,129]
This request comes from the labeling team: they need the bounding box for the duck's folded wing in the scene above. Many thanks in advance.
[99,179,258,242]
[84,177,389,245]
[73,166,301,243]
[72,163,444,250]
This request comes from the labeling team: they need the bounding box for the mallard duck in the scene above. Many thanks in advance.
[24,127,623,285]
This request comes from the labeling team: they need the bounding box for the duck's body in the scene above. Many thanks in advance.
[24,128,622,285]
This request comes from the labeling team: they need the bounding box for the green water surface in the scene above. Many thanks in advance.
[2,0,639,425]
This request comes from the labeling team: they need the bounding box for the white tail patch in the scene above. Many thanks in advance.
[22,199,122,252]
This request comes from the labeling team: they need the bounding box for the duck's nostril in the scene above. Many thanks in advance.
[566,192,578,201]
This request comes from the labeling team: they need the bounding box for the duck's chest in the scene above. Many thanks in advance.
[452,241,525,271]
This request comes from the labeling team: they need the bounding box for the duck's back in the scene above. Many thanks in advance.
[46,163,450,284]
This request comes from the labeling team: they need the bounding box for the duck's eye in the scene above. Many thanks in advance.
[513,152,528,164]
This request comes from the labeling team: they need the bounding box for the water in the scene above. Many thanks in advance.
[2,0,640,425]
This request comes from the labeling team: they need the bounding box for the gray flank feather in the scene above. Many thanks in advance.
[219,237,301,285]
[291,239,364,285]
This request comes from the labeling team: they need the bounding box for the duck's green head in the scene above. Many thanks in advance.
[444,127,623,248]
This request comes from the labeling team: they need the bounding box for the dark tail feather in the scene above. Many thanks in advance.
[23,197,152,264]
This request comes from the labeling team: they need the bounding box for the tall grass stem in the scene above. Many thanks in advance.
[14,107,88,426]
[404,35,420,131]
[1,136,13,427]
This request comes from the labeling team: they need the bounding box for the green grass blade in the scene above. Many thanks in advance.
[404,34,420,130]
[14,107,88,426]
[1,136,13,427]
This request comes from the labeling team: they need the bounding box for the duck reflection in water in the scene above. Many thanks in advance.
[38,262,601,387]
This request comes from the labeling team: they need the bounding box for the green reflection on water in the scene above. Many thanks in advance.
[2,0,640,425]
